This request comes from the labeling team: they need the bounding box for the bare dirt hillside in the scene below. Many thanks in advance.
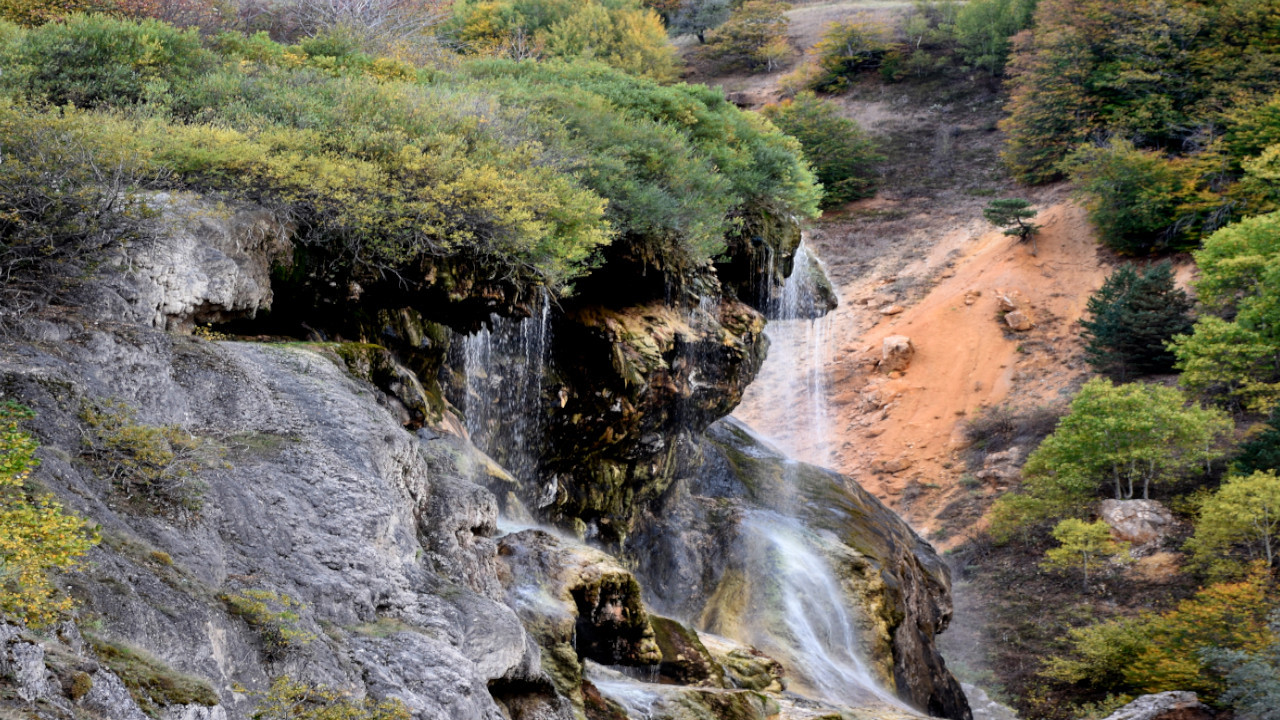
[717,3,1119,545]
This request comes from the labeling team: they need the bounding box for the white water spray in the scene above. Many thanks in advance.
[740,511,906,710]
[461,293,552,493]
[738,239,835,465]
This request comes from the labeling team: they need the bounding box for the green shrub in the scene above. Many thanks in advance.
[3,13,213,106]
[222,589,315,660]
[250,677,410,720]
[761,92,881,208]
[80,399,220,515]
[86,634,220,713]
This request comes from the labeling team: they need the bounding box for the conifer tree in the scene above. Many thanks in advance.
[983,198,1040,253]
[1080,262,1194,380]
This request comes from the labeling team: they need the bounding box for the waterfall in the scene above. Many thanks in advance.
[738,239,835,465]
[462,293,552,501]
[738,511,906,710]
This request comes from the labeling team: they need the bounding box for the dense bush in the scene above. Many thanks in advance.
[446,0,679,80]
[0,16,816,304]
[1,13,212,106]
[1080,262,1194,380]
[760,92,881,208]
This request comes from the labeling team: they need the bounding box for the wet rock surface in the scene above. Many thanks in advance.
[629,419,971,720]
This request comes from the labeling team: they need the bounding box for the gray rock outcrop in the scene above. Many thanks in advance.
[1100,499,1178,549]
[1098,692,1214,720]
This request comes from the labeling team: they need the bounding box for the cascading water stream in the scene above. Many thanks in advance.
[739,511,906,710]
[461,292,554,505]
[728,241,908,711]
[739,239,835,466]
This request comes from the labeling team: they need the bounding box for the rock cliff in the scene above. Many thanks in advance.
[0,191,968,720]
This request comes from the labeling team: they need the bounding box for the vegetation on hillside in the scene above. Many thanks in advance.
[0,403,98,627]
[0,12,819,313]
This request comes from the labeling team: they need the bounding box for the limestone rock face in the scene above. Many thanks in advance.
[880,335,914,373]
[1098,692,1214,720]
[2,320,554,720]
[1100,500,1178,548]
[84,192,293,332]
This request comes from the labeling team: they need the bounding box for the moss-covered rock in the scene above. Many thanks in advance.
[649,616,725,687]
[497,530,663,718]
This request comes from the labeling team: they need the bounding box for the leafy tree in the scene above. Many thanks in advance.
[1173,211,1280,412]
[989,378,1231,538]
[0,402,98,627]
[700,0,790,73]
[1064,139,1203,255]
[667,0,730,42]
[1080,262,1194,381]
[761,92,882,208]
[982,198,1040,253]
[952,0,1034,75]
[809,17,891,91]
[1188,471,1280,576]
[1041,518,1130,589]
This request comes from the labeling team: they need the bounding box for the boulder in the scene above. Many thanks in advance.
[881,304,905,316]
[881,335,915,373]
[1004,311,1034,331]
[1098,692,1213,720]
[1100,500,1177,548]
[975,447,1023,487]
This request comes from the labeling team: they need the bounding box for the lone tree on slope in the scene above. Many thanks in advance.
[984,197,1041,254]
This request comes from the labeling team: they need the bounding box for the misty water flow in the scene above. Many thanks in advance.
[462,292,554,505]
[739,511,906,710]
[738,240,835,466]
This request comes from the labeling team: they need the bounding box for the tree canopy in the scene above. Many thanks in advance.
[1080,262,1194,380]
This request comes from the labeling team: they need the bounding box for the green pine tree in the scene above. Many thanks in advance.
[1080,262,1194,381]
[983,198,1040,253]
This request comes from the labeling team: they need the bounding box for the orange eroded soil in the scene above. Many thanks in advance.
[737,200,1112,546]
